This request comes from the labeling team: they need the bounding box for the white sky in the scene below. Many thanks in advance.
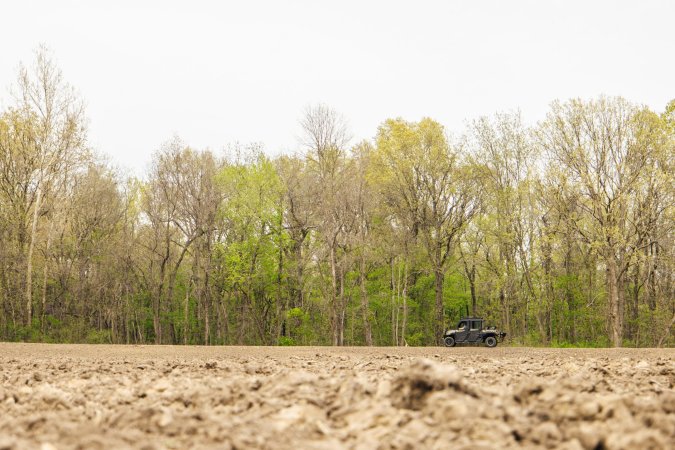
[1,0,673,175]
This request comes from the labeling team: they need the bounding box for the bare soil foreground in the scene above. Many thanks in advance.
[0,345,673,450]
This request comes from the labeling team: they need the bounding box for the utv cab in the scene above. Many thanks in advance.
[443,317,506,347]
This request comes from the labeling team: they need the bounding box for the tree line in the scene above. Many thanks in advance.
[1,49,673,347]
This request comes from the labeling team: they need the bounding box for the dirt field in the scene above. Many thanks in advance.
[0,344,673,450]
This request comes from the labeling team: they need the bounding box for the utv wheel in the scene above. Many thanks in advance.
[485,336,497,348]
[444,336,456,347]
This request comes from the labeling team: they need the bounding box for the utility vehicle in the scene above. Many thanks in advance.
[443,317,506,347]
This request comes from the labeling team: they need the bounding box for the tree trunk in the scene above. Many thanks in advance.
[359,254,372,346]
[292,237,305,309]
[628,264,640,341]
[329,243,338,345]
[400,261,409,346]
[277,225,284,341]
[125,284,130,344]
[153,297,161,344]
[25,188,41,327]
[607,257,623,347]
[40,264,49,332]
[391,258,397,346]
[500,288,510,337]
[204,294,210,345]
[203,240,212,346]
[40,218,53,333]
[184,278,190,344]
[468,267,477,316]
[222,290,230,344]
[166,243,193,335]
[338,270,345,346]
[647,242,659,311]
[434,266,445,344]
[154,224,171,345]
[647,241,657,311]
[564,245,576,344]
[154,258,168,344]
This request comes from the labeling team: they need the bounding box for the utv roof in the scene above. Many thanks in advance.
[459,317,484,320]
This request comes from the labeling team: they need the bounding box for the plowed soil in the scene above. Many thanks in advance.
[0,344,673,449]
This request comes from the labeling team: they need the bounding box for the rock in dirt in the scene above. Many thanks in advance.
[390,358,476,410]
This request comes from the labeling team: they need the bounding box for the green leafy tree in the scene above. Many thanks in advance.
[371,118,479,343]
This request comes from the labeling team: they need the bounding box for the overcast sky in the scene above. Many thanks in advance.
[1,0,673,175]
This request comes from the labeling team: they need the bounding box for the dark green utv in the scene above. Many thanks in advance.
[443,317,506,347]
